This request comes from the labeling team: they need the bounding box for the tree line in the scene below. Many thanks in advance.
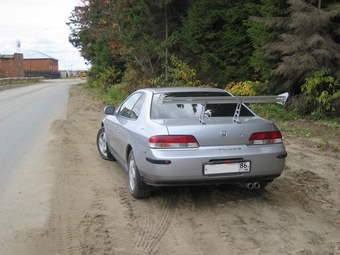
[67,0,340,119]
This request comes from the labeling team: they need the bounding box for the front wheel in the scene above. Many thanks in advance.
[128,150,151,199]
[97,127,115,161]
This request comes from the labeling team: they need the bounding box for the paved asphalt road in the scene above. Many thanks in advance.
[0,79,84,193]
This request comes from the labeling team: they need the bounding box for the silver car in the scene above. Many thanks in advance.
[97,87,288,198]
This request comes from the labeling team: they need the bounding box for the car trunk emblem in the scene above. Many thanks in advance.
[221,131,227,137]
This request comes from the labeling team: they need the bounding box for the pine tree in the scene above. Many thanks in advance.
[263,0,340,94]
[177,0,263,86]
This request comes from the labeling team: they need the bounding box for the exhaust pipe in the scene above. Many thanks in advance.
[237,182,262,190]
[254,182,261,189]
[246,183,254,190]
[240,182,261,190]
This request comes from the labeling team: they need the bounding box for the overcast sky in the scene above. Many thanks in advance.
[0,0,88,70]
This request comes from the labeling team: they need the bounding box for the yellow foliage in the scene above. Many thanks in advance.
[99,19,107,25]
[199,83,219,88]
[112,23,119,30]
[149,55,201,87]
[225,81,257,96]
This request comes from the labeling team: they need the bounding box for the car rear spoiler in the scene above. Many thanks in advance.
[158,92,289,124]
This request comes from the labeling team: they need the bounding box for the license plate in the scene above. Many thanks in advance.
[204,161,250,175]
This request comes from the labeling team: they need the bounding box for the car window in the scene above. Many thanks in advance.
[118,92,144,119]
[151,92,254,119]
[130,93,145,119]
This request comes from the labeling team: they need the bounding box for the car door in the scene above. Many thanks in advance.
[106,92,145,165]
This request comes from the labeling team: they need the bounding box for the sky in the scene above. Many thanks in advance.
[0,0,88,70]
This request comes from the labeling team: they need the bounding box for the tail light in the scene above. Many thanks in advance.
[149,135,199,148]
[247,131,283,145]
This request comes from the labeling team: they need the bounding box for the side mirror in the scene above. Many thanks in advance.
[104,106,115,115]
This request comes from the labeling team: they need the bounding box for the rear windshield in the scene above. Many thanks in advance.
[151,92,254,119]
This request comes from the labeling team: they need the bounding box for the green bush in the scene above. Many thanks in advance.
[92,67,123,93]
[250,103,300,121]
[149,55,201,87]
[301,71,340,119]
[100,83,129,106]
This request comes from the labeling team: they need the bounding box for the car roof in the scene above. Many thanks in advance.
[141,87,228,94]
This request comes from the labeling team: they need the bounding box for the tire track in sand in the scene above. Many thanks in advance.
[126,187,179,255]
[46,131,80,255]
[270,174,338,255]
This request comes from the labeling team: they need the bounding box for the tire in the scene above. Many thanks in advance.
[97,127,115,161]
[128,150,151,199]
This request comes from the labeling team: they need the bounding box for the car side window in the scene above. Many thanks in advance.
[118,92,144,119]
[130,94,145,119]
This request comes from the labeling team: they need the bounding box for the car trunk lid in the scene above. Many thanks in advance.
[157,117,275,146]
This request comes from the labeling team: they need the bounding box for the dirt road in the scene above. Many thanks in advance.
[5,84,340,254]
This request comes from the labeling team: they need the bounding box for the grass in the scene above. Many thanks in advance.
[250,103,300,121]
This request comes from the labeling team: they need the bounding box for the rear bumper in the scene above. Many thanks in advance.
[135,144,286,186]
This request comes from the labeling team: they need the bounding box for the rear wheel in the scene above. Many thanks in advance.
[97,127,115,161]
[128,150,151,199]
